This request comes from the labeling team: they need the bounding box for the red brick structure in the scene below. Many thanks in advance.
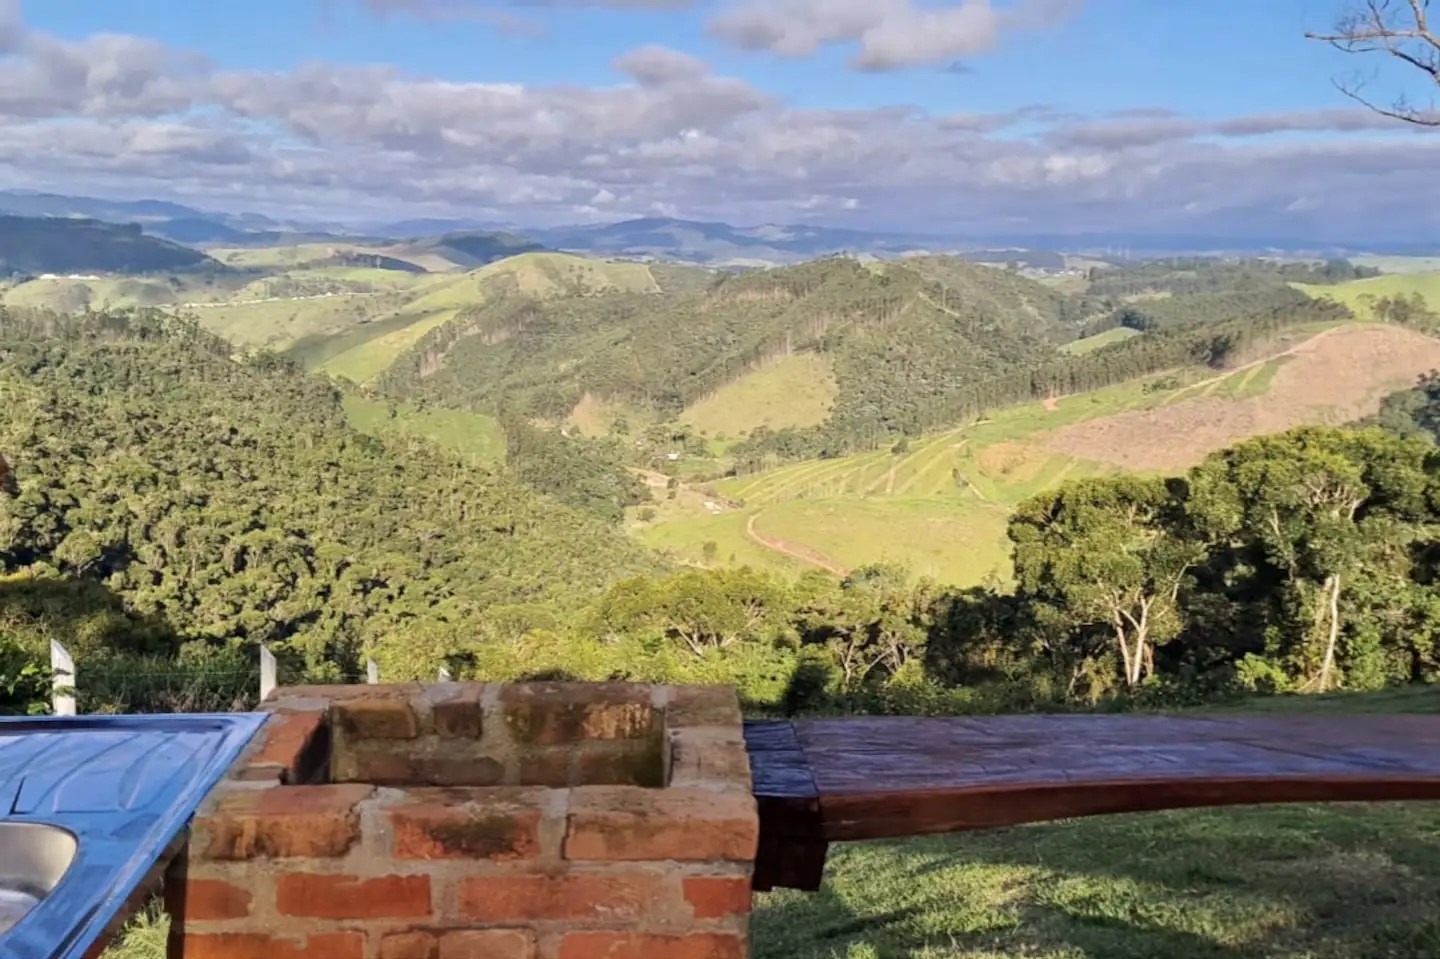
[166,682,757,959]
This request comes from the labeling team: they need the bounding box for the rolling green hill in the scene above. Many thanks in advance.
[380,257,1081,440]
[1295,271,1440,317]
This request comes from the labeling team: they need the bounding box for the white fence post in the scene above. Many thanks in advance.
[260,645,277,703]
[50,639,75,717]
[366,659,380,684]
[437,666,453,683]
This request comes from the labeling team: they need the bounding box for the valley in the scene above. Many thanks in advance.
[8,214,1440,592]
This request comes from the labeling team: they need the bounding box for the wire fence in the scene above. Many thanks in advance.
[48,641,450,715]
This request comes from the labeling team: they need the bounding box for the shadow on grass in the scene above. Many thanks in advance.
[752,802,1440,959]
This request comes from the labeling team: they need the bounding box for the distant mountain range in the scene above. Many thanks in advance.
[0,216,223,276]
[2,189,1436,268]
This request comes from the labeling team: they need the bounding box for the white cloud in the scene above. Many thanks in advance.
[0,2,1436,241]
[708,0,1080,71]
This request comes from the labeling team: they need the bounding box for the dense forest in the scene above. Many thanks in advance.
[0,308,660,709]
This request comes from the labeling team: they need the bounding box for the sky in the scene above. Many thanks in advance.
[1,0,1437,241]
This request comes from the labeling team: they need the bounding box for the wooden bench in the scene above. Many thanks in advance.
[745,713,1440,890]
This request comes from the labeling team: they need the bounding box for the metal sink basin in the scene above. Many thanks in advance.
[0,824,77,935]
[0,713,267,959]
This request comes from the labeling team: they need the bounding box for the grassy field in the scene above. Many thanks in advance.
[341,395,506,466]
[103,684,1440,959]
[1295,272,1440,317]
[681,353,838,440]
[319,308,458,383]
[1059,326,1142,355]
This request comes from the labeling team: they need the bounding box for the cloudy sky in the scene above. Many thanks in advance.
[2,0,1437,241]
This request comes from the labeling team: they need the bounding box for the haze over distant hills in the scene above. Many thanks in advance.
[3,190,1435,270]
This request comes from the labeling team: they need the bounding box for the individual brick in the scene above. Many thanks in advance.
[172,932,364,959]
[502,683,655,745]
[456,874,670,922]
[198,784,372,860]
[390,789,543,860]
[682,877,752,920]
[564,787,758,862]
[234,711,327,784]
[555,932,745,959]
[333,696,420,740]
[666,686,743,729]
[516,746,576,787]
[575,739,665,788]
[378,931,439,959]
[276,873,431,919]
[429,684,484,738]
[439,930,537,959]
[667,729,751,789]
[173,878,253,920]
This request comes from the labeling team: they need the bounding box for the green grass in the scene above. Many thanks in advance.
[342,395,505,466]
[319,309,457,384]
[635,506,807,575]
[757,497,1014,583]
[1059,326,1142,356]
[1296,273,1440,318]
[681,353,838,440]
[190,291,418,351]
[752,684,1440,959]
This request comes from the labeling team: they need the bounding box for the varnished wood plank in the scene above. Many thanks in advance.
[744,720,819,799]
[745,721,828,891]
[793,715,1440,798]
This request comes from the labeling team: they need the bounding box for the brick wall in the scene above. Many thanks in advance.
[166,682,757,959]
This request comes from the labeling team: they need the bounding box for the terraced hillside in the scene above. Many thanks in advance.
[640,320,1438,585]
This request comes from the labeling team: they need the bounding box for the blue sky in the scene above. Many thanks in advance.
[22,1,1366,117]
[2,0,1437,240]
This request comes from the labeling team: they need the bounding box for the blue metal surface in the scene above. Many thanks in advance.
[0,713,267,959]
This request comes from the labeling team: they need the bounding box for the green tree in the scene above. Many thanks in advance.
[1187,427,1435,691]
[1010,476,1203,689]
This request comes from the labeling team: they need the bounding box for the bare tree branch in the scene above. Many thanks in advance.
[1306,0,1440,125]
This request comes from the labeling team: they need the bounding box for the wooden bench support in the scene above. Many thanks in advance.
[746,713,1440,891]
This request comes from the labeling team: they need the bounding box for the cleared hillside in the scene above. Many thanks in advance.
[1044,323,1440,470]
[680,353,837,439]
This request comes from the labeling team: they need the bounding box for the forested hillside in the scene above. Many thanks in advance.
[373,256,1368,464]
[0,216,221,276]
[0,308,661,703]
[380,258,1081,442]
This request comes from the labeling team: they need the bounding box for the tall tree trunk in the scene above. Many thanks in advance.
[1113,621,1134,687]
[1317,572,1342,692]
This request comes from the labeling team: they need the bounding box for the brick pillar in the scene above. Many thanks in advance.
[166,683,757,959]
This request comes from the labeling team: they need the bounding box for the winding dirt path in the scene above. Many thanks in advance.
[745,513,850,577]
